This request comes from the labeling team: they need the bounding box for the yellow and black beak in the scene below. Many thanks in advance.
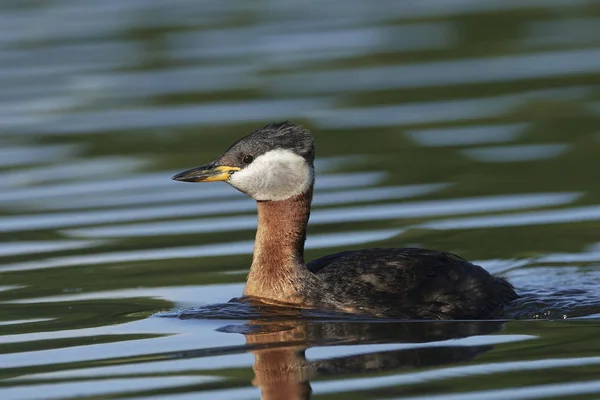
[172,162,241,183]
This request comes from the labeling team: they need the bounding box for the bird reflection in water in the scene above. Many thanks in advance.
[216,314,506,400]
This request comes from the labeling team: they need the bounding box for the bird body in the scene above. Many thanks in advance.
[173,122,517,319]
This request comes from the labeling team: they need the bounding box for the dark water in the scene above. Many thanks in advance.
[3,1,600,399]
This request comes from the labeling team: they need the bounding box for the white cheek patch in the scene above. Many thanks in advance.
[228,149,313,201]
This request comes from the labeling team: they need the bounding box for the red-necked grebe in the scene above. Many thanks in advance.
[173,122,517,319]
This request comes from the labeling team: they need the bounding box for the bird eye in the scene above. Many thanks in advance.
[242,155,254,164]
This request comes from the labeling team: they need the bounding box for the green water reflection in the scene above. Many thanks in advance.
[2,0,600,399]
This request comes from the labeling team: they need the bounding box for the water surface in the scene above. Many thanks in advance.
[3,1,600,399]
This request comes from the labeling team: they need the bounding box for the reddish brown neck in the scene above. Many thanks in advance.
[243,188,313,303]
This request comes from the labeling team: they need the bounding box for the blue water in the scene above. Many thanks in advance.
[2,1,600,399]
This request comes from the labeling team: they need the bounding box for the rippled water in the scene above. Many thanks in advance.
[3,1,600,399]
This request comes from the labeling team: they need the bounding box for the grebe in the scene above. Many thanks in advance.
[173,122,517,319]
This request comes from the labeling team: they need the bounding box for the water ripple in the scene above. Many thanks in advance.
[64,192,581,238]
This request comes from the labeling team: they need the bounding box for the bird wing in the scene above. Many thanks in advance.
[306,248,516,319]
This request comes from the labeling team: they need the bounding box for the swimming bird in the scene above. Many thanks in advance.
[172,122,517,319]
